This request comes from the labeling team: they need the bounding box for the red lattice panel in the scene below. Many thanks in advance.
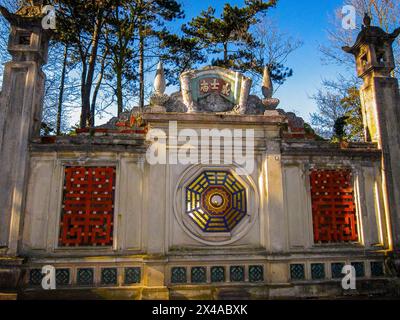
[310,169,358,243]
[59,167,116,247]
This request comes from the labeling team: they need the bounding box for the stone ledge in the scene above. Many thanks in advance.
[16,279,400,300]
[29,142,147,153]
[281,140,381,158]
[143,112,287,125]
[18,287,143,300]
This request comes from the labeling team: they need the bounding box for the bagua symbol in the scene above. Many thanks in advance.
[341,265,356,290]
[41,265,56,290]
[41,5,56,30]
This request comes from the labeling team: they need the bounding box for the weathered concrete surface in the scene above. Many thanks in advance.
[0,11,49,254]
[362,77,400,252]
[0,257,24,291]
[16,279,400,300]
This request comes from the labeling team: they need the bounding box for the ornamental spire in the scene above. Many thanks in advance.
[261,65,273,99]
[154,61,166,96]
[261,65,280,109]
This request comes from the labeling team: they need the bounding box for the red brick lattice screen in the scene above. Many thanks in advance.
[310,169,359,243]
[59,167,116,247]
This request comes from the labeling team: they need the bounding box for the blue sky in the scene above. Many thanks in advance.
[69,0,355,126]
[177,0,353,122]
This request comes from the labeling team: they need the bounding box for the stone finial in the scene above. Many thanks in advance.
[262,65,273,99]
[0,4,50,64]
[363,13,371,28]
[261,65,280,110]
[343,16,400,78]
[19,0,46,7]
[148,61,168,112]
[154,61,166,95]
[16,0,45,18]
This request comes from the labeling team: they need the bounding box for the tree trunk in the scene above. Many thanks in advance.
[56,45,68,135]
[90,46,108,126]
[115,7,124,115]
[80,11,103,128]
[80,62,88,128]
[116,68,123,115]
[223,42,228,62]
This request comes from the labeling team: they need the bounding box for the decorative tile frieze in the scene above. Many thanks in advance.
[211,266,225,283]
[191,267,206,283]
[311,263,325,280]
[331,263,345,279]
[77,268,94,286]
[249,265,264,282]
[290,264,305,280]
[125,267,141,284]
[29,269,42,286]
[56,269,70,286]
[351,262,365,278]
[101,268,117,285]
[171,267,187,284]
[370,261,384,277]
[230,266,245,282]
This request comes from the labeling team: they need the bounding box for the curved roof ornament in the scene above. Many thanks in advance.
[363,13,371,28]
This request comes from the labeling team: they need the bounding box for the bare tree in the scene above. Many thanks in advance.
[42,42,80,134]
[251,17,303,92]
[313,0,399,141]
[310,76,362,140]
[320,0,400,75]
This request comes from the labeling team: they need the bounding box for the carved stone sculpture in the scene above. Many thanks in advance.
[179,66,252,114]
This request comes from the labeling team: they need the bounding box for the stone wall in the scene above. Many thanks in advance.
[15,115,394,299]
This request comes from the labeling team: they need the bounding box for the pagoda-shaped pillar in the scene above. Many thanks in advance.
[344,16,400,265]
[0,4,50,292]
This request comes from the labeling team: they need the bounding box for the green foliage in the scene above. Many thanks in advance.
[311,79,364,142]
[160,33,207,85]
[131,0,190,87]
[181,1,292,83]
[5,1,298,131]
[333,116,348,139]
[340,87,364,141]
[52,0,112,44]
[51,0,187,125]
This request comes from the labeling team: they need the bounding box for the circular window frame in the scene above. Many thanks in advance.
[174,164,259,246]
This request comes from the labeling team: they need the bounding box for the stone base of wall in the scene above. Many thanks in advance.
[16,279,400,300]
[4,254,399,300]
[0,257,25,291]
